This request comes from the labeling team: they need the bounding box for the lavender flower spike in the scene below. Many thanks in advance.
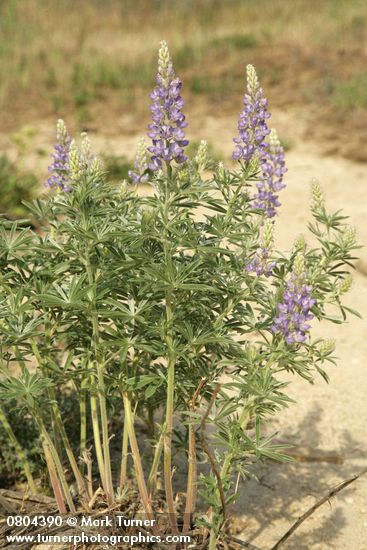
[129,138,149,183]
[272,254,315,344]
[246,219,275,276]
[254,128,287,218]
[147,41,189,171]
[232,64,270,162]
[46,119,72,192]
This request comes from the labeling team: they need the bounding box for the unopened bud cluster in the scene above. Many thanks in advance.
[195,140,209,173]
[311,179,325,210]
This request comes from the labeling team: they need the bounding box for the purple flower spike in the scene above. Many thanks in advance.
[232,64,270,163]
[271,255,315,344]
[254,129,287,218]
[46,119,72,192]
[147,41,189,170]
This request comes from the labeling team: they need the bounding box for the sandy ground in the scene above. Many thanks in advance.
[1,107,366,549]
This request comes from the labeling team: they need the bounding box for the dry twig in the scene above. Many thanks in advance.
[271,466,367,549]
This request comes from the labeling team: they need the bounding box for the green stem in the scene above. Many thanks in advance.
[122,392,158,533]
[36,415,76,512]
[209,407,252,548]
[147,404,155,439]
[0,405,37,494]
[31,340,88,503]
[162,163,178,533]
[42,439,67,514]
[164,347,178,533]
[119,413,129,489]
[183,420,197,532]
[85,249,114,504]
[80,376,87,473]
[208,527,219,550]
[147,431,164,495]
[89,370,107,493]
[183,378,206,533]
[96,356,114,502]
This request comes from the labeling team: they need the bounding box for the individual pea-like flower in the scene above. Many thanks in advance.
[254,128,287,218]
[46,119,72,192]
[147,41,189,170]
[128,138,149,184]
[271,254,316,344]
[232,64,271,162]
[246,219,275,276]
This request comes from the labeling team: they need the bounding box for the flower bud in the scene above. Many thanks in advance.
[177,166,189,183]
[69,140,82,181]
[89,156,103,180]
[246,64,259,96]
[56,119,68,143]
[262,219,274,250]
[119,180,128,196]
[80,132,91,159]
[293,253,305,276]
[294,234,306,252]
[337,274,353,295]
[319,339,336,356]
[311,179,324,210]
[216,161,229,181]
[136,137,148,164]
[342,226,356,248]
[195,140,208,172]
[158,40,172,85]
[269,128,281,153]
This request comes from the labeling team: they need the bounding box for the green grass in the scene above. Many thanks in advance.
[332,72,367,111]
[0,154,38,218]
[102,153,132,182]
[186,139,223,163]
[174,32,258,71]
[209,33,258,51]
[1,0,367,133]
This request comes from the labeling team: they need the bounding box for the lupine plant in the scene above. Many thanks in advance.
[0,42,359,549]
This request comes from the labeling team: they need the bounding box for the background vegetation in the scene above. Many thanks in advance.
[1,0,367,148]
